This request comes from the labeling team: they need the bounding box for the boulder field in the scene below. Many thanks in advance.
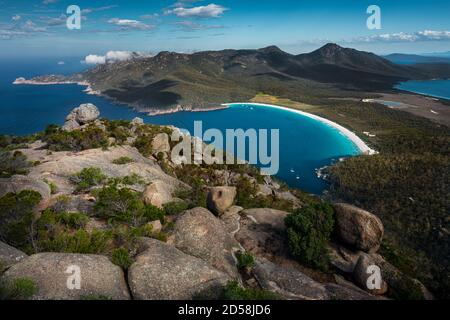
[0,104,432,300]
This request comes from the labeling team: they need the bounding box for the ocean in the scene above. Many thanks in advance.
[0,57,361,194]
[396,79,450,100]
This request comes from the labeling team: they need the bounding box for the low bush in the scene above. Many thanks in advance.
[94,184,165,226]
[112,157,134,165]
[0,151,31,178]
[43,124,109,152]
[235,251,255,270]
[0,190,42,252]
[221,280,279,300]
[111,248,133,269]
[37,229,112,254]
[58,212,89,229]
[163,201,189,215]
[70,167,106,192]
[285,203,334,271]
[0,278,37,300]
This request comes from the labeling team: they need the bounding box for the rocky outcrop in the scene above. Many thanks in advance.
[235,208,290,261]
[173,207,239,278]
[129,238,229,300]
[1,253,130,300]
[151,133,170,156]
[333,203,384,253]
[353,254,388,295]
[64,103,100,130]
[253,258,328,300]
[0,241,27,271]
[206,186,237,216]
[142,180,173,208]
[20,145,183,195]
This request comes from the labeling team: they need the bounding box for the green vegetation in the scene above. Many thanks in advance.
[111,248,133,269]
[221,280,279,300]
[163,201,188,215]
[0,151,31,178]
[44,179,58,194]
[235,251,255,270]
[112,156,135,165]
[58,212,89,229]
[0,278,37,300]
[94,184,165,225]
[0,190,42,252]
[285,203,334,271]
[70,167,106,192]
[133,124,173,157]
[0,134,40,151]
[42,124,109,152]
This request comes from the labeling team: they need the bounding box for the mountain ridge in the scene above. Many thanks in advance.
[20,43,450,112]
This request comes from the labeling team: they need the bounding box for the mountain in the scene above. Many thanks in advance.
[384,53,450,65]
[23,43,450,112]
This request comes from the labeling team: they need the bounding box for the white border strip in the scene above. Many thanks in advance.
[223,102,377,155]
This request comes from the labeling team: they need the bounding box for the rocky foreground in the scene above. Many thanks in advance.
[0,104,432,300]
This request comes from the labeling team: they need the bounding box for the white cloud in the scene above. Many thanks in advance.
[12,15,21,21]
[57,61,65,65]
[43,0,58,4]
[85,54,106,65]
[108,18,154,30]
[167,4,228,18]
[84,51,152,65]
[354,30,450,43]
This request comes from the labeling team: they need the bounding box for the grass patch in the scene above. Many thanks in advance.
[70,167,107,192]
[221,280,279,300]
[112,157,134,165]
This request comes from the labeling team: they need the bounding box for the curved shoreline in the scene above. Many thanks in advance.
[223,102,377,156]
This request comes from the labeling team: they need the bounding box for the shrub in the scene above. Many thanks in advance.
[38,229,112,254]
[111,248,133,269]
[163,201,188,215]
[0,151,31,178]
[70,167,106,192]
[0,278,37,300]
[235,251,255,270]
[94,184,165,226]
[0,190,42,252]
[285,203,334,271]
[43,125,109,152]
[112,157,134,165]
[58,212,89,229]
[221,280,279,300]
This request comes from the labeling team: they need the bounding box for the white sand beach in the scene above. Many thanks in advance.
[224,102,377,155]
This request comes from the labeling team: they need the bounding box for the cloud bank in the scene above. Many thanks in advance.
[167,4,228,18]
[84,51,152,65]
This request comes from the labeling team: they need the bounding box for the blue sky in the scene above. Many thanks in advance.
[1,0,450,58]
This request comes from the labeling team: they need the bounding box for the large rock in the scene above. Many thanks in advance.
[62,119,81,132]
[353,254,388,295]
[142,180,173,208]
[253,258,328,300]
[66,103,100,125]
[1,253,130,300]
[236,208,290,261]
[128,238,229,300]
[333,203,384,253]
[206,186,237,216]
[173,207,239,278]
[22,145,183,195]
[0,241,27,271]
[151,133,170,156]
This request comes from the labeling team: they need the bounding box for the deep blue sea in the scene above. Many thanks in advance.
[396,79,450,100]
[0,57,362,194]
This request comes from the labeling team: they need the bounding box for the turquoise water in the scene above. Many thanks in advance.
[0,58,360,194]
[396,80,450,100]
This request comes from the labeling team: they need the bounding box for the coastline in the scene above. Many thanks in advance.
[224,102,377,156]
